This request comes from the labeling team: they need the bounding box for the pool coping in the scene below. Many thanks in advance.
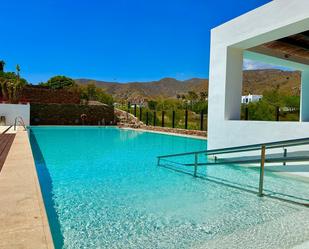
[0,130,54,249]
[28,125,207,140]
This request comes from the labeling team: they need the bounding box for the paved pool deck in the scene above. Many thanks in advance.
[0,130,54,249]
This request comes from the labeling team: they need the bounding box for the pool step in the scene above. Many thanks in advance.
[197,209,309,249]
[158,137,309,197]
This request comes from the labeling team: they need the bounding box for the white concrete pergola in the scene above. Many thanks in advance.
[208,0,309,149]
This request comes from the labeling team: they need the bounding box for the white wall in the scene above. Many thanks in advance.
[208,0,309,150]
[0,103,30,126]
[210,120,309,149]
[300,70,309,121]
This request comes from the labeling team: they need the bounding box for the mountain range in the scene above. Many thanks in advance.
[75,69,301,101]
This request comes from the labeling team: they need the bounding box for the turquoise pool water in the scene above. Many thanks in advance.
[29,127,309,249]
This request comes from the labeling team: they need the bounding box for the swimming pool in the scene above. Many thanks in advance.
[29,127,309,249]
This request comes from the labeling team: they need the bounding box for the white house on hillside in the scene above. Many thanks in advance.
[241,94,262,104]
[207,0,309,150]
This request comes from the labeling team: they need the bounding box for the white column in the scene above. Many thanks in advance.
[224,47,243,120]
[300,70,309,122]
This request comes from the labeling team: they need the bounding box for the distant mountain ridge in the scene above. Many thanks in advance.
[76,77,208,101]
[75,69,301,101]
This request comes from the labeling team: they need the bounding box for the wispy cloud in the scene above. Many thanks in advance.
[243,59,293,71]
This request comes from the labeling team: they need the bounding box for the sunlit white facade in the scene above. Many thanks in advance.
[208,0,309,149]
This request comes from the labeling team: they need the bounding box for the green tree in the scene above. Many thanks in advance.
[199,91,207,101]
[79,83,113,105]
[0,60,5,72]
[187,91,198,102]
[192,101,208,113]
[16,64,20,77]
[86,83,97,100]
[42,76,76,89]
[247,101,275,121]
[283,95,300,109]
[148,100,158,110]
[262,87,284,108]
[95,88,114,105]
[0,67,27,104]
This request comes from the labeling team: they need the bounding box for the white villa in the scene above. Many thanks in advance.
[208,0,309,150]
[241,94,262,104]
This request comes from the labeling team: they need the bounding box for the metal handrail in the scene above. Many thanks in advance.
[183,155,309,166]
[14,116,27,131]
[157,137,309,159]
[157,136,309,198]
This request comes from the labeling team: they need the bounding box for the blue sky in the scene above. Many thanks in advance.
[1,0,271,83]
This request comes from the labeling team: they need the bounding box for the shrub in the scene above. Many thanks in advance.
[0,71,27,103]
[41,76,76,89]
[79,83,114,105]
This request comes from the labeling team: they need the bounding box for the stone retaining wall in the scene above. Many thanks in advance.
[139,125,207,137]
[31,103,115,125]
[115,108,144,128]
[22,86,80,104]
[115,108,207,137]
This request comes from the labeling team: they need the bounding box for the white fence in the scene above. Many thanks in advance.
[0,103,30,126]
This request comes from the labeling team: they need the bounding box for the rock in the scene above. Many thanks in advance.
[114,108,144,128]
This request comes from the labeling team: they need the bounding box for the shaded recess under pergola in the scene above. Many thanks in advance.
[249,31,309,65]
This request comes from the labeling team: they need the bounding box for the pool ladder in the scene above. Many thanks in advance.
[157,137,309,197]
[14,116,27,131]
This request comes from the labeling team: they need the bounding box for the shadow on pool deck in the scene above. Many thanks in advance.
[29,131,65,249]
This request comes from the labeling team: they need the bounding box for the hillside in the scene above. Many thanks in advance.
[75,69,301,101]
[242,69,301,96]
[76,77,208,101]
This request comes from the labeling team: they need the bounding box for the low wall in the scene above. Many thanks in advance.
[208,120,309,150]
[115,108,207,137]
[0,103,30,125]
[115,108,144,128]
[139,125,207,137]
[30,103,115,125]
